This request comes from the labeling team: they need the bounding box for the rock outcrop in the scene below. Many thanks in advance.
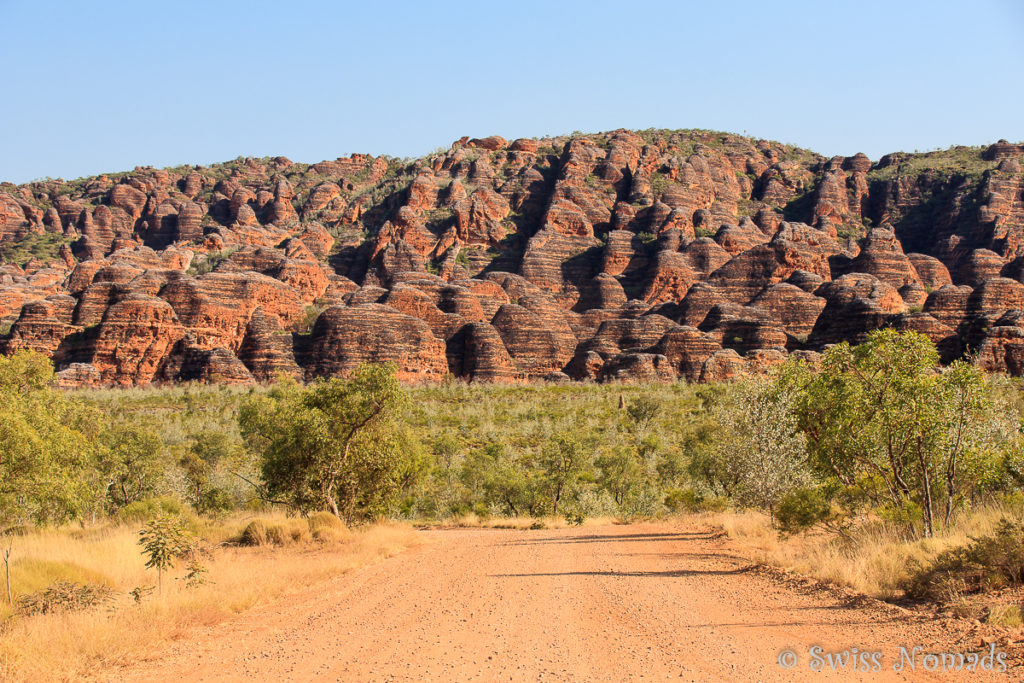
[2,129,1024,384]
[305,304,448,381]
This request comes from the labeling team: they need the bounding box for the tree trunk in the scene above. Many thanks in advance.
[917,443,935,538]
[945,387,969,526]
[3,543,11,604]
[944,453,957,526]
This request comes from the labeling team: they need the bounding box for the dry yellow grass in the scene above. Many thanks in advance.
[0,515,424,682]
[707,504,1022,600]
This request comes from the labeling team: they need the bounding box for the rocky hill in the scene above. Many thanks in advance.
[1,129,1023,386]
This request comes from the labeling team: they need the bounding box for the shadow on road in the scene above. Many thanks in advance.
[502,532,719,546]
[618,552,750,562]
[489,567,755,578]
[686,617,901,628]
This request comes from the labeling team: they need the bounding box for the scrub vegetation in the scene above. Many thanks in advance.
[3,329,1024,678]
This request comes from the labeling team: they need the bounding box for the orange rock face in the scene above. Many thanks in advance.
[86,294,186,385]
[159,272,305,351]
[305,304,448,381]
[3,130,1024,384]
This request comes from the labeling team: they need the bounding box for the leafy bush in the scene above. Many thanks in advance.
[186,247,237,276]
[664,488,728,513]
[905,519,1024,600]
[636,231,657,247]
[116,496,185,524]
[625,395,661,432]
[129,585,155,603]
[18,580,113,616]
[876,500,924,529]
[295,304,327,334]
[715,377,810,525]
[775,487,833,535]
[179,557,209,588]
[648,173,669,197]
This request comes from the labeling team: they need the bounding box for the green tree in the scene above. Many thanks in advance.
[716,376,810,525]
[463,442,539,517]
[98,422,166,511]
[180,430,239,513]
[0,351,101,527]
[538,431,588,515]
[624,395,661,436]
[596,445,645,507]
[138,516,193,591]
[681,385,736,496]
[414,432,465,517]
[239,364,408,521]
[792,330,1001,537]
[935,361,1020,525]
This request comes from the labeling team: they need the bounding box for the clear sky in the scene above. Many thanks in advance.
[1,0,1023,183]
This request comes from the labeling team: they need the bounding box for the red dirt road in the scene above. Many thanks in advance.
[116,523,1013,681]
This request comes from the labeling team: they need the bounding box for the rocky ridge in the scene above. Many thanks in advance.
[2,129,1023,386]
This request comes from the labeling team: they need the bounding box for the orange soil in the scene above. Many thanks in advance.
[112,522,1015,682]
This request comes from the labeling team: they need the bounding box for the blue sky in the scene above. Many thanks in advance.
[1,0,1022,183]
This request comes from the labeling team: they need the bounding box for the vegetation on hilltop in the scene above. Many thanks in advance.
[1,128,1007,277]
[866,145,999,183]
[0,127,908,220]
[0,233,69,267]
